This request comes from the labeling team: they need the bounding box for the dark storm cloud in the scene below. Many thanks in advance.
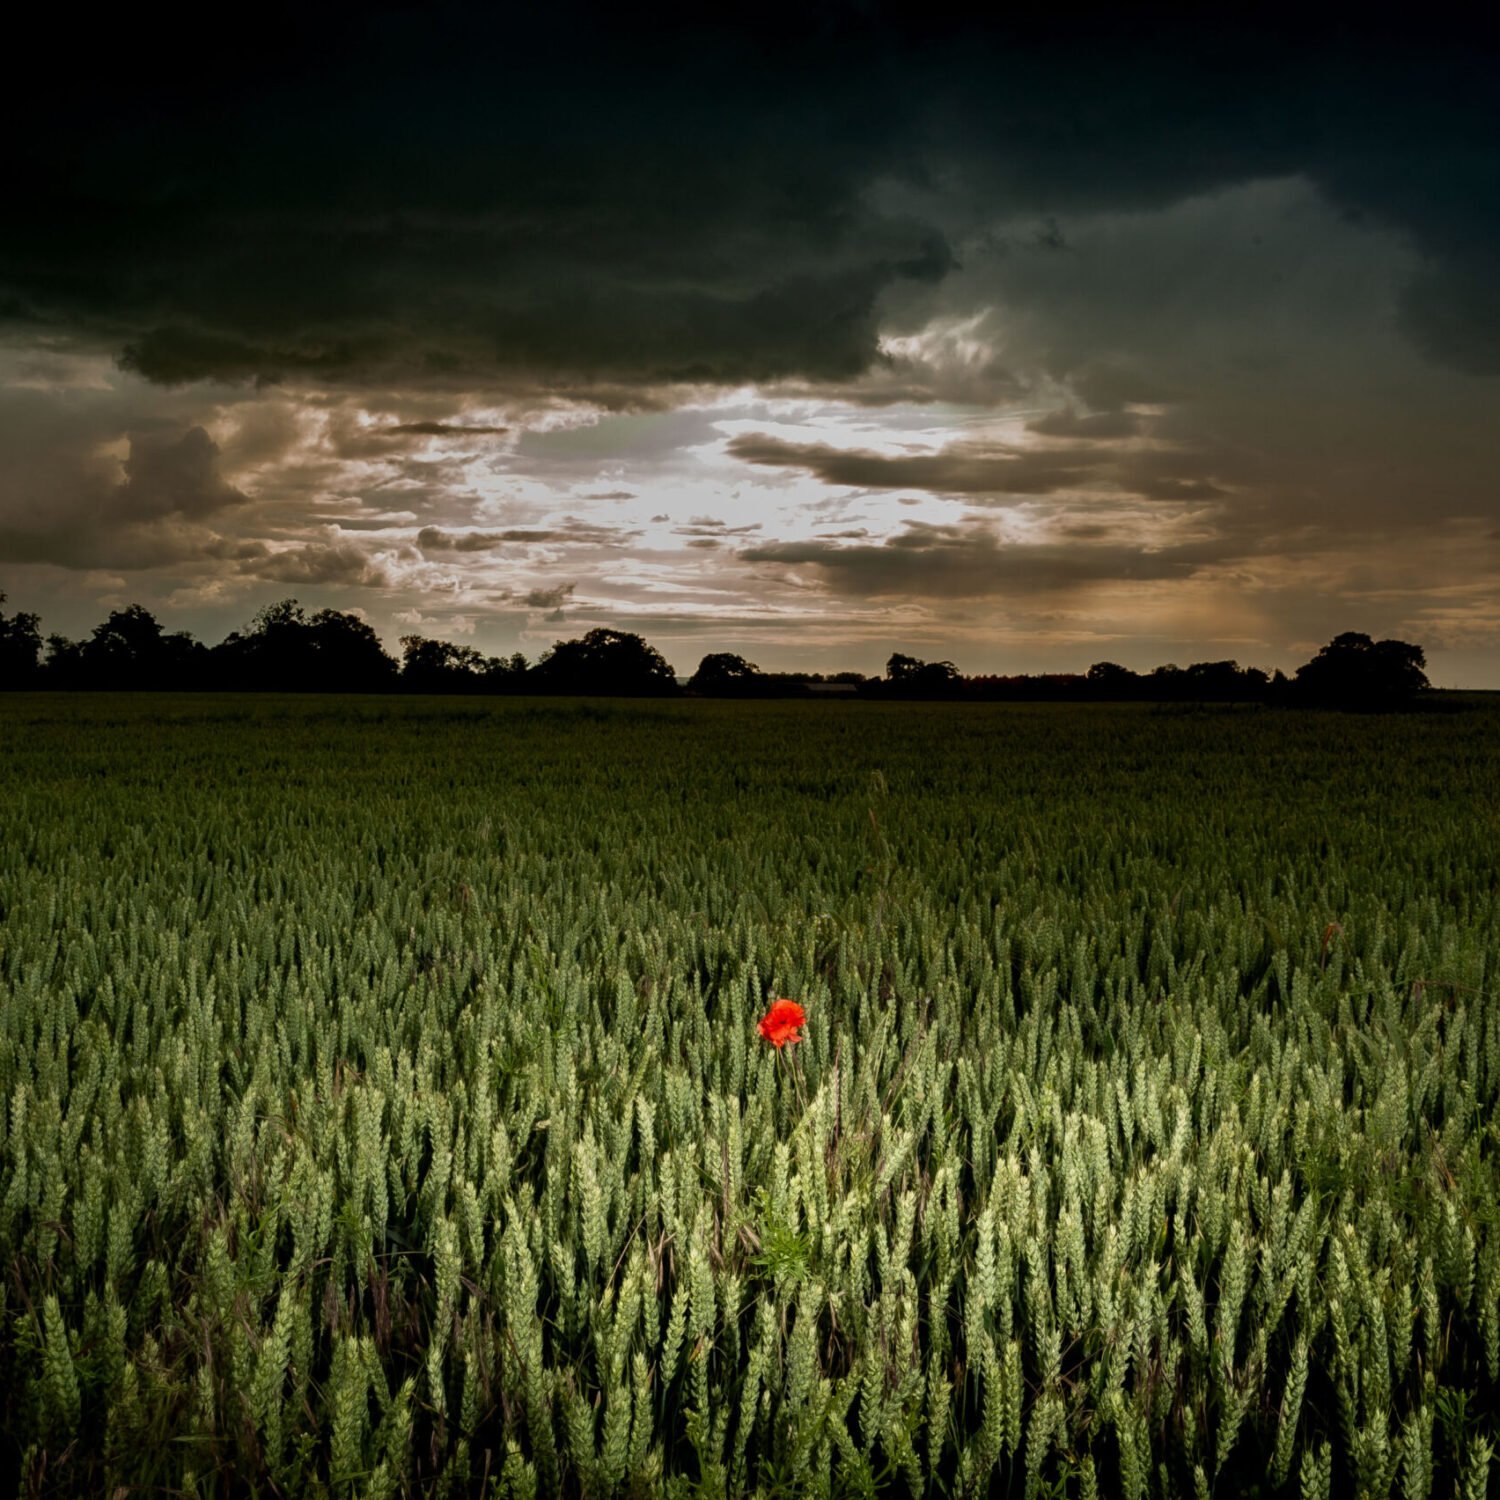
[115,427,248,522]
[3,7,953,392]
[3,4,1495,391]
[1066,364,1173,414]
[1396,266,1500,378]
[728,434,1097,496]
[741,520,1209,598]
[113,331,368,389]
[384,421,508,437]
[1026,408,1143,440]
[524,583,576,610]
[415,520,633,552]
[729,432,1229,504]
[1126,478,1227,502]
[244,541,390,588]
[0,520,194,572]
[0,394,254,570]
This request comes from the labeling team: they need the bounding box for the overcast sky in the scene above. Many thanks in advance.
[4,3,1497,682]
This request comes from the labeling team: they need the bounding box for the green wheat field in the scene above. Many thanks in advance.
[1,695,1497,1498]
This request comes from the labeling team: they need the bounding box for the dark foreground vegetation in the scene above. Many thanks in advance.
[0,589,1434,709]
[0,696,1496,1496]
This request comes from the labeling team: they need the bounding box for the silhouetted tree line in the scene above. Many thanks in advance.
[0,589,1433,709]
[689,637,1431,710]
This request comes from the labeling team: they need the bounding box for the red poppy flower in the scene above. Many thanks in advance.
[758,998,806,1049]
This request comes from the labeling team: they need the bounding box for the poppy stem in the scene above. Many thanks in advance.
[786,1044,809,1118]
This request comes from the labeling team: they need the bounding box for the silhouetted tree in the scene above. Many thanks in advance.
[94,605,203,688]
[1147,663,1186,699]
[42,634,87,688]
[1086,661,1140,698]
[0,591,42,687]
[308,608,398,691]
[532,628,677,695]
[41,604,206,689]
[0,588,1440,709]
[689,652,763,696]
[212,600,304,689]
[403,635,479,690]
[213,598,397,690]
[1292,632,1429,709]
[482,652,531,691]
[1183,660,1269,701]
[403,635,512,693]
[884,652,961,697]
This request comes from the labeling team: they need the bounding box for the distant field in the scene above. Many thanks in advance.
[1,695,1497,1496]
